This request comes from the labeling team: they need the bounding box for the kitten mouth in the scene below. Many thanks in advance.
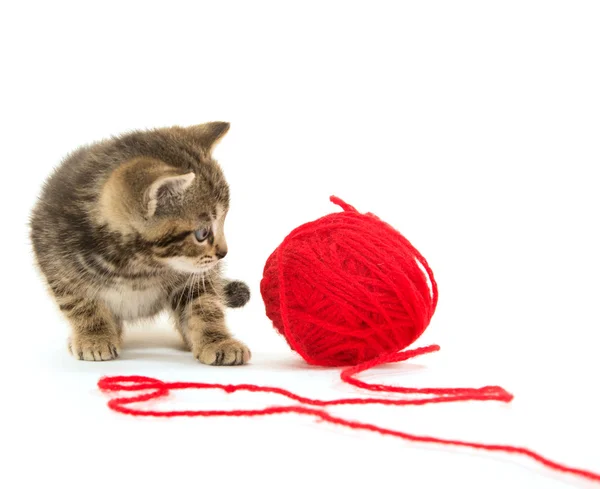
[198,259,217,270]
[196,263,216,273]
[163,257,216,275]
[187,262,216,275]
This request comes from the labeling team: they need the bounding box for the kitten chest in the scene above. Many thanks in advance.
[99,283,165,320]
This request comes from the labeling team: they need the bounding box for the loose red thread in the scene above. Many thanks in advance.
[97,196,598,483]
[98,345,600,484]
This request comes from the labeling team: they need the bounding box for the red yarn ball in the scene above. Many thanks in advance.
[260,196,438,367]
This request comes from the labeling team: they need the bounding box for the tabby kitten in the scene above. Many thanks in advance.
[30,122,251,365]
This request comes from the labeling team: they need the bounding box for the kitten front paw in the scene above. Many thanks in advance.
[194,338,251,366]
[224,280,251,308]
[68,335,120,361]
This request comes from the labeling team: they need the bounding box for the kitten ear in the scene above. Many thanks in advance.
[188,121,230,152]
[146,172,195,217]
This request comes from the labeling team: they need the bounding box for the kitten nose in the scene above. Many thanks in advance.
[216,249,228,260]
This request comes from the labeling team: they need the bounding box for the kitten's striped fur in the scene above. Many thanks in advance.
[30,122,251,365]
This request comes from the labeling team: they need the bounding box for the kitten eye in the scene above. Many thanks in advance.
[194,227,211,242]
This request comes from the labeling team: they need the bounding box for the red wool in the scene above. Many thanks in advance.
[97,346,599,483]
[97,196,600,484]
[260,196,438,366]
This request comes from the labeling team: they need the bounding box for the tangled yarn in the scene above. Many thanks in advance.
[260,196,437,366]
[98,346,600,484]
[96,196,600,484]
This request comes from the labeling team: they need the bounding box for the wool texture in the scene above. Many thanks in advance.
[98,346,600,483]
[97,196,599,483]
[260,196,437,366]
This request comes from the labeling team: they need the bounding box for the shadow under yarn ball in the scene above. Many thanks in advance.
[260,196,438,367]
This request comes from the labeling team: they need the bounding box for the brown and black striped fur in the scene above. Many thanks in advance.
[29,122,251,365]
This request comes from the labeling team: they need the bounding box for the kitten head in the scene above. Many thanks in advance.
[97,121,233,274]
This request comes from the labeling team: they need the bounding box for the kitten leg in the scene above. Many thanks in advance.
[59,296,121,361]
[169,287,193,350]
[174,293,250,366]
[116,318,124,342]
[113,317,126,351]
[172,313,192,351]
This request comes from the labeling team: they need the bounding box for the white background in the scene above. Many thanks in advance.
[1,1,599,488]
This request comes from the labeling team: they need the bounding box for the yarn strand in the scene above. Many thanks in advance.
[96,196,599,483]
[98,345,599,484]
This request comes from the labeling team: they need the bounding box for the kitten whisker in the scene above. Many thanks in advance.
[174,272,194,314]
